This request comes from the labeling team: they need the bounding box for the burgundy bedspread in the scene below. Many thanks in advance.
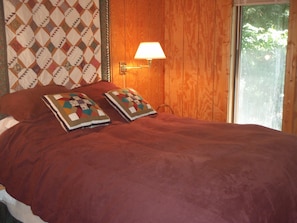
[1,109,297,222]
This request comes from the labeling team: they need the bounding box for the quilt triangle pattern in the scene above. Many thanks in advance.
[4,0,102,92]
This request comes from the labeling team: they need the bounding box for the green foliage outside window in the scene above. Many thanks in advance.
[236,4,289,130]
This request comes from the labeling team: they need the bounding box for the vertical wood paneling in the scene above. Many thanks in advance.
[110,0,165,109]
[110,0,296,131]
[124,0,141,89]
[109,0,126,87]
[164,1,173,114]
[111,0,233,120]
[164,0,185,116]
[183,0,199,118]
[132,1,165,106]
[213,0,232,121]
[283,0,297,134]
[196,0,216,121]
[164,0,232,122]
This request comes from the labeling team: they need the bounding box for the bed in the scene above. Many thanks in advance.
[0,81,297,223]
[1,1,297,223]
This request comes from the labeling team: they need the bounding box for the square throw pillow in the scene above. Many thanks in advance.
[72,81,127,123]
[104,88,157,121]
[43,92,110,131]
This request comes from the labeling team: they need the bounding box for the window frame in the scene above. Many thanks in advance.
[228,3,290,129]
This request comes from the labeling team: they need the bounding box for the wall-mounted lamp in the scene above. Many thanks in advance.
[119,42,166,75]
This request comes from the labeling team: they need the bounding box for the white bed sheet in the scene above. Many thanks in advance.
[0,116,19,135]
[0,189,46,223]
[0,116,46,223]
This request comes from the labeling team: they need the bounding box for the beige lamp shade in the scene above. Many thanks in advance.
[134,42,166,60]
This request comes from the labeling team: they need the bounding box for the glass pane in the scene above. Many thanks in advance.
[235,4,289,130]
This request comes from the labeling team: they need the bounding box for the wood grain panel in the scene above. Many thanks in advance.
[182,0,199,118]
[109,0,126,87]
[164,0,232,121]
[132,0,165,108]
[164,0,185,116]
[213,0,232,122]
[110,0,296,128]
[196,0,216,121]
[124,0,140,89]
[283,0,297,134]
[109,0,165,109]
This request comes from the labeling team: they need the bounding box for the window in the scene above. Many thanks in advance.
[231,2,290,130]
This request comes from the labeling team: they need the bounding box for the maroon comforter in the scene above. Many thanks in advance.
[1,84,297,223]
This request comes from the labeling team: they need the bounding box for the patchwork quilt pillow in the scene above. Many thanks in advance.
[104,88,157,121]
[43,92,110,131]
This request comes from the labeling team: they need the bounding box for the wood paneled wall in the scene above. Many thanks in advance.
[283,0,297,135]
[109,0,297,134]
[110,0,232,121]
[109,0,165,110]
[164,0,232,122]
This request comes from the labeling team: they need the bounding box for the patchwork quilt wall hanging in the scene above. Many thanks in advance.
[2,0,103,93]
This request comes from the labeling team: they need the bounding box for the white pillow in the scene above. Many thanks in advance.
[0,116,19,135]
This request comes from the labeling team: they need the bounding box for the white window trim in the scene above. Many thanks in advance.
[234,0,289,6]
